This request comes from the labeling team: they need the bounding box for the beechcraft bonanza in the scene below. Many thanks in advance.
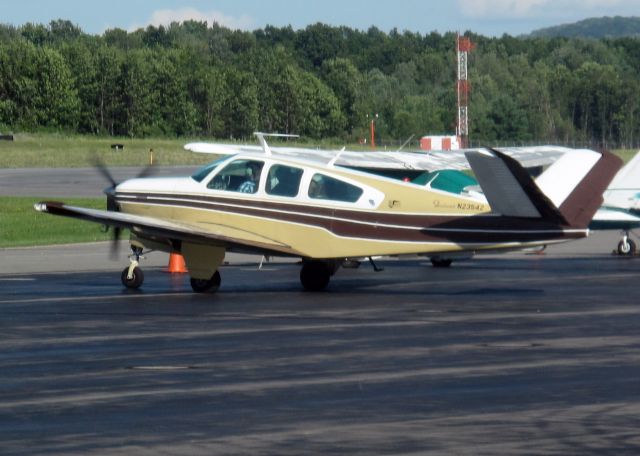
[35,135,621,292]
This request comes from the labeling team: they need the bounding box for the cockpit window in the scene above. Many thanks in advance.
[308,173,363,203]
[207,159,264,194]
[191,157,230,183]
[266,164,303,197]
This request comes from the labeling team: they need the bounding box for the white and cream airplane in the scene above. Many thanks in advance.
[34,138,621,292]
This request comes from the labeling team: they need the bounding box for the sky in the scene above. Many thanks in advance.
[2,0,640,37]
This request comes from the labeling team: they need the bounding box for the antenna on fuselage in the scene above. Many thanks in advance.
[255,132,272,156]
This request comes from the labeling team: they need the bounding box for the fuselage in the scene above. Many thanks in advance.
[114,154,586,259]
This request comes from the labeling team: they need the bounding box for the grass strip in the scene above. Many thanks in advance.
[1,197,113,248]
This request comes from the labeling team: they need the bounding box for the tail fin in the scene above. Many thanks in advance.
[466,148,622,228]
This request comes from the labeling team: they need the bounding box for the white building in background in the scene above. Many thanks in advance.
[420,135,461,151]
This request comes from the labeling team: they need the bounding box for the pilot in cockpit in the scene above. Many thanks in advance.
[238,162,262,193]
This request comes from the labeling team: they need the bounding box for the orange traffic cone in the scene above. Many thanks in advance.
[167,252,188,273]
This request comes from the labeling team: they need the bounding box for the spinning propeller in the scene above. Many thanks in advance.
[93,158,157,258]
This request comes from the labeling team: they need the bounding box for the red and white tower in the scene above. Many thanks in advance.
[456,33,473,148]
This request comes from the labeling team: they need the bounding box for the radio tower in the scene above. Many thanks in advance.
[456,33,473,148]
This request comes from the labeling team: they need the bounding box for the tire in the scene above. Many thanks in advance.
[430,257,453,268]
[300,261,331,291]
[617,238,637,256]
[121,266,144,289]
[190,270,221,293]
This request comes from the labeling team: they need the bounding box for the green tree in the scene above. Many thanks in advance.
[321,58,361,132]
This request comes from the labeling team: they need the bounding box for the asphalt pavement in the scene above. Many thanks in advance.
[0,166,199,197]
[2,168,640,454]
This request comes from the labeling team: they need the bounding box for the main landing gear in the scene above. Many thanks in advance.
[617,231,637,256]
[300,261,331,291]
[430,256,453,268]
[299,260,345,291]
[190,271,221,293]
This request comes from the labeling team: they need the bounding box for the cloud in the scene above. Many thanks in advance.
[457,0,628,18]
[131,8,254,31]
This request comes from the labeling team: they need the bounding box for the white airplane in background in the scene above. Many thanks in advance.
[184,135,568,175]
[590,151,640,255]
[35,135,621,292]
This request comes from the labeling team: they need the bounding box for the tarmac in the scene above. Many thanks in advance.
[1,167,640,454]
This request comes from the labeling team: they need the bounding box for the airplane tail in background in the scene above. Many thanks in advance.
[602,150,640,210]
[466,148,623,228]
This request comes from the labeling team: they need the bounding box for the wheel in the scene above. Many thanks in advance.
[430,257,453,268]
[190,270,221,293]
[121,266,144,289]
[300,261,331,291]
[617,238,636,256]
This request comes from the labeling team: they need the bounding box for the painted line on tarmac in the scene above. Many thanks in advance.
[0,292,194,305]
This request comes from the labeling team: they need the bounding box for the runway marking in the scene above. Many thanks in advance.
[0,292,193,305]
[128,365,195,371]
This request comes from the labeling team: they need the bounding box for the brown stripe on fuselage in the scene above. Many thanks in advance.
[116,191,584,244]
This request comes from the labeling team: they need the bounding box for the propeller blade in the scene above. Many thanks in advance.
[106,193,119,212]
[110,227,122,260]
[136,162,158,179]
[93,157,118,189]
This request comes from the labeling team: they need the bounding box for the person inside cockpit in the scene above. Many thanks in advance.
[238,161,262,193]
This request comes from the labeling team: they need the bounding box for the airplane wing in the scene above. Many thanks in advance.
[34,201,302,257]
[590,205,640,232]
[185,141,568,172]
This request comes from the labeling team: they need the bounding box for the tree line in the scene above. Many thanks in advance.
[1,19,640,148]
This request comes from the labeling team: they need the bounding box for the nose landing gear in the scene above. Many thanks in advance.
[121,246,145,289]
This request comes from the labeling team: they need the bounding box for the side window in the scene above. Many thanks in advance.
[308,173,364,203]
[266,164,303,197]
[207,160,264,194]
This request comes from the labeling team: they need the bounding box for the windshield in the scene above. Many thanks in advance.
[191,156,232,183]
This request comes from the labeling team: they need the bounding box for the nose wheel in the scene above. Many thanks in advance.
[121,246,145,289]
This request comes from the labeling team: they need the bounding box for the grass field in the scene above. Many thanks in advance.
[0,132,355,168]
[0,133,214,168]
[0,197,112,248]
